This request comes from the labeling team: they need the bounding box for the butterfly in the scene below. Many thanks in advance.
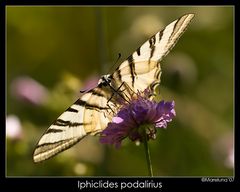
[33,13,194,163]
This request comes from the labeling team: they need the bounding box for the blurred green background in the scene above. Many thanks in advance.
[6,6,234,176]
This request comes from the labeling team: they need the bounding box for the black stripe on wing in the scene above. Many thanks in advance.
[53,119,86,127]
[45,128,63,134]
[167,17,182,46]
[136,46,141,56]
[128,55,137,88]
[114,67,123,85]
[158,30,164,42]
[90,90,105,97]
[66,107,78,113]
[74,99,108,111]
[35,140,65,148]
[148,35,156,62]
[44,120,87,134]
[34,138,81,154]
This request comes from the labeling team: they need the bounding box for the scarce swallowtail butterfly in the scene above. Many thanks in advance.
[33,13,194,163]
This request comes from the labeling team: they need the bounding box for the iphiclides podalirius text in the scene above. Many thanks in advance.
[33,13,194,163]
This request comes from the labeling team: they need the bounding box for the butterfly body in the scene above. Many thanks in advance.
[33,14,194,163]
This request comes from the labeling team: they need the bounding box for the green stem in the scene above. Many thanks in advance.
[143,131,153,177]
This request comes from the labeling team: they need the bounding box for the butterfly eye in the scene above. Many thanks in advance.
[101,75,112,85]
[106,77,112,84]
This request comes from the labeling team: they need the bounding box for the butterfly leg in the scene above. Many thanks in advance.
[107,82,130,104]
[106,103,117,116]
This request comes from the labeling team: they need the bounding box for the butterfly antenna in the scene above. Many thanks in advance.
[80,90,86,93]
[80,53,121,94]
[116,53,121,63]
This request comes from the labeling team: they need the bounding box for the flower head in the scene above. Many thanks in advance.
[100,89,176,148]
[10,76,49,106]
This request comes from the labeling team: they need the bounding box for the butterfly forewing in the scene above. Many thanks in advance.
[111,14,194,98]
[33,13,194,163]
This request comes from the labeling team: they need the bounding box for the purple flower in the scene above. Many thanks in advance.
[100,89,176,148]
[10,76,49,105]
